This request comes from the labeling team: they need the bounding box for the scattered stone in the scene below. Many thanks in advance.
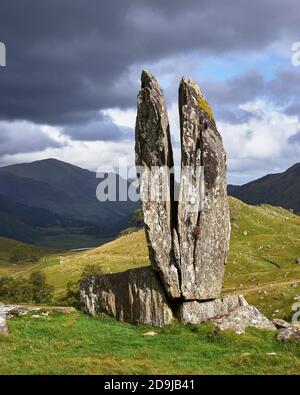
[267,352,277,356]
[31,315,43,319]
[242,231,248,236]
[296,258,300,265]
[0,315,8,336]
[178,294,247,324]
[213,305,276,334]
[277,326,300,342]
[0,305,41,319]
[272,319,291,329]
[143,331,157,336]
[80,267,174,326]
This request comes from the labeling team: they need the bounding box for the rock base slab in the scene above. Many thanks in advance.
[277,325,300,341]
[178,294,247,324]
[0,316,8,335]
[80,267,174,326]
[214,305,276,334]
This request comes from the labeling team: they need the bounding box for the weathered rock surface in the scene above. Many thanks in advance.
[135,71,230,302]
[177,78,230,300]
[80,267,174,326]
[272,318,291,329]
[0,305,42,335]
[213,305,276,334]
[277,326,300,341]
[0,305,41,319]
[135,70,181,299]
[0,315,8,335]
[178,294,247,324]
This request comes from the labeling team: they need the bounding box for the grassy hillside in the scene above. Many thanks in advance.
[0,198,300,375]
[228,162,300,213]
[0,159,138,247]
[1,197,300,320]
[0,236,60,277]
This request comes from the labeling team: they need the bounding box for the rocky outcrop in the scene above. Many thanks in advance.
[277,325,300,341]
[0,305,41,335]
[177,78,230,300]
[135,70,181,300]
[80,267,174,326]
[272,318,291,329]
[213,305,276,334]
[0,315,8,335]
[79,71,268,330]
[0,304,77,335]
[177,294,247,324]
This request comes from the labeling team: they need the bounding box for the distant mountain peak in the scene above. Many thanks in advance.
[228,162,300,212]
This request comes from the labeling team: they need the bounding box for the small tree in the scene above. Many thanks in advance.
[29,271,54,304]
[129,208,144,228]
[80,264,106,281]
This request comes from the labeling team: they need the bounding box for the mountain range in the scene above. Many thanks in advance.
[228,163,300,213]
[0,159,138,248]
[0,159,299,248]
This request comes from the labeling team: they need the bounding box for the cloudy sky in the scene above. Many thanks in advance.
[0,0,299,184]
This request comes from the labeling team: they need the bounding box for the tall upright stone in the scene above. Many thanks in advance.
[177,78,230,300]
[135,70,181,299]
[135,71,230,302]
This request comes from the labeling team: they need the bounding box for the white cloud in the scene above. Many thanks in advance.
[219,100,300,183]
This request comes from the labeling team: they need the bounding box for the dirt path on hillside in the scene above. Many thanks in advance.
[224,278,300,295]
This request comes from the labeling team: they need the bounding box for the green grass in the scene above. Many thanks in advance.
[0,311,299,375]
[1,198,300,316]
[0,198,300,374]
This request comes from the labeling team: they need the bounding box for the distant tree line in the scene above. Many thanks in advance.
[0,271,54,304]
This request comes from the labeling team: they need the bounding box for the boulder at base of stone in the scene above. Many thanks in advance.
[213,305,276,334]
[80,267,174,326]
[0,315,8,336]
[178,294,247,324]
[277,326,300,342]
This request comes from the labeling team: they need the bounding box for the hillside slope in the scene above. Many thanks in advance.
[0,159,139,247]
[2,197,299,320]
[228,163,300,212]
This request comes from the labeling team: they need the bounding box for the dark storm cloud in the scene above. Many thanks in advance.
[63,116,133,141]
[202,67,300,123]
[0,0,299,130]
[201,70,265,123]
[0,121,63,155]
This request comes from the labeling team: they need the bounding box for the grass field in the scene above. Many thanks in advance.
[1,311,299,375]
[1,198,300,320]
[1,197,300,374]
